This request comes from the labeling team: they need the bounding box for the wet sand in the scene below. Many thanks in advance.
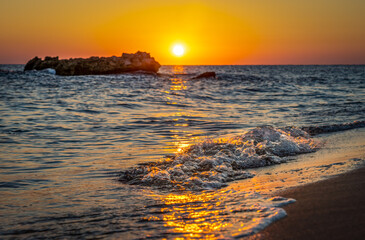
[248,165,365,240]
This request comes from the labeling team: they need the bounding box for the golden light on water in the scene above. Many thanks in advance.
[160,65,204,155]
[149,191,231,239]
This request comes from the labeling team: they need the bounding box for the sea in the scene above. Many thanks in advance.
[0,64,364,239]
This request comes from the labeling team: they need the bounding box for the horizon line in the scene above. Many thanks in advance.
[1,63,364,66]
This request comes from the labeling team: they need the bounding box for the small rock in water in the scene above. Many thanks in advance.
[191,71,216,79]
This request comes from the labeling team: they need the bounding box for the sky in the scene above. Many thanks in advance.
[0,0,364,65]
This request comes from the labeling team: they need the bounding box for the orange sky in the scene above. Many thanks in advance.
[1,0,364,64]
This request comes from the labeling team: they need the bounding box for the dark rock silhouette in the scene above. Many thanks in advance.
[191,71,216,79]
[24,51,160,76]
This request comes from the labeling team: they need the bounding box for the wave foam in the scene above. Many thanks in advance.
[119,126,319,190]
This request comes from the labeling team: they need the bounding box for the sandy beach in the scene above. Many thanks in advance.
[248,165,365,240]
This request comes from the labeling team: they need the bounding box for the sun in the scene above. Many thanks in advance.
[172,44,185,57]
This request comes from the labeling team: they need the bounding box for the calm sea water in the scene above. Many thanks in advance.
[0,65,364,238]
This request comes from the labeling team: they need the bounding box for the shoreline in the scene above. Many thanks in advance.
[247,165,365,240]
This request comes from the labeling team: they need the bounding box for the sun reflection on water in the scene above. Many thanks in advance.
[143,185,299,239]
[145,66,242,238]
[161,65,203,155]
[148,190,233,239]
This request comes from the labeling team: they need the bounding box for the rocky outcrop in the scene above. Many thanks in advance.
[24,51,161,76]
[191,71,216,79]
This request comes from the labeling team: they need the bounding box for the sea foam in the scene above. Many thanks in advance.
[119,126,319,190]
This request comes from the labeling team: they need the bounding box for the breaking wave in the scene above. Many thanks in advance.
[119,126,319,190]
